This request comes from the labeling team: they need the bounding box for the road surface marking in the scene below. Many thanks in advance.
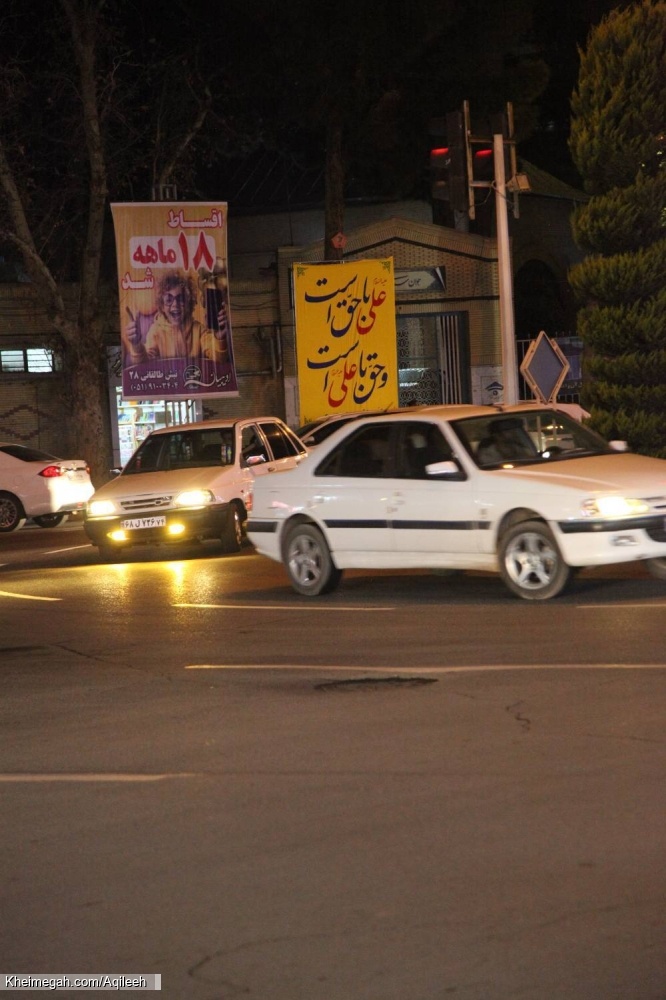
[186,662,666,673]
[174,602,395,611]
[44,544,91,554]
[578,602,666,609]
[0,589,61,602]
[0,772,195,783]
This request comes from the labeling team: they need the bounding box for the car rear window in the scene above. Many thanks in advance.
[0,445,58,462]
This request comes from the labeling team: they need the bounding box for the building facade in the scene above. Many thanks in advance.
[0,167,587,463]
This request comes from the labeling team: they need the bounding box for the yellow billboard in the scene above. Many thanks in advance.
[294,259,398,424]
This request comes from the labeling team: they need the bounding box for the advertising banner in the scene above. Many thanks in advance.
[293,259,398,424]
[111,202,238,401]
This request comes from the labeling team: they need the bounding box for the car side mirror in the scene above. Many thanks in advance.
[426,460,465,479]
[609,440,629,452]
[246,453,267,467]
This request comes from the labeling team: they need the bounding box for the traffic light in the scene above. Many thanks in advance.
[445,110,468,213]
[429,110,468,214]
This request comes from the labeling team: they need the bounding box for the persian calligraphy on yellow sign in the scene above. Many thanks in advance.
[294,259,398,424]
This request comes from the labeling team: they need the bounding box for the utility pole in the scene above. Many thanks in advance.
[430,101,529,404]
[463,101,524,405]
[493,128,519,404]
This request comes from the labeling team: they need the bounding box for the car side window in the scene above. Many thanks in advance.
[241,425,268,467]
[398,422,455,479]
[317,423,397,478]
[259,421,301,460]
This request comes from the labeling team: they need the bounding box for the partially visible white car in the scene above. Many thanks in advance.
[247,403,666,600]
[296,411,385,448]
[0,443,94,532]
[84,416,307,561]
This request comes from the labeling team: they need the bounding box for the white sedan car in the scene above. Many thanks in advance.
[0,443,94,531]
[247,404,666,600]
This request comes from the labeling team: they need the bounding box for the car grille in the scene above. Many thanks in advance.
[118,495,174,512]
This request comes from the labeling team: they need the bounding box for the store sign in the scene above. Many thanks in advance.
[111,202,239,401]
[394,268,446,291]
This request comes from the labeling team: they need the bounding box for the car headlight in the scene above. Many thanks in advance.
[174,489,214,508]
[88,499,117,517]
[581,496,649,518]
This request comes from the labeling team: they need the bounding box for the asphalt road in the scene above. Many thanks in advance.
[1,522,665,999]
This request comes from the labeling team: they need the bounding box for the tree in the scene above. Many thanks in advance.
[0,0,233,484]
[568,0,666,457]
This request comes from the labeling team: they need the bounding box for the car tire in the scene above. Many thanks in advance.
[0,492,27,532]
[283,522,342,596]
[499,519,572,600]
[33,513,68,528]
[646,557,666,581]
[220,502,243,553]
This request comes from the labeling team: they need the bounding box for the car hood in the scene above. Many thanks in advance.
[92,466,235,499]
[485,452,666,496]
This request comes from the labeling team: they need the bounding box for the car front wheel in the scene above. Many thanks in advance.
[283,522,342,596]
[646,557,666,581]
[499,519,572,600]
[220,503,243,553]
[0,492,26,532]
[33,513,68,528]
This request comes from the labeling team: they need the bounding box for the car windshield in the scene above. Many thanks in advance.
[123,428,235,474]
[451,410,613,469]
[298,412,383,446]
[303,420,352,445]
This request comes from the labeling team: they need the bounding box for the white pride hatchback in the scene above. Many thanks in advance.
[84,416,307,561]
[246,404,666,600]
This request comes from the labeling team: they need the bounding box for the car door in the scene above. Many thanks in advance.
[311,421,399,553]
[390,420,478,554]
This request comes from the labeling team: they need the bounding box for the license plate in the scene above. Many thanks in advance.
[121,516,167,530]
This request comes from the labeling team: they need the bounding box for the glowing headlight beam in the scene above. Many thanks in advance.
[582,496,649,518]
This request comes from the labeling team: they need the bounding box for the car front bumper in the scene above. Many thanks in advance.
[84,504,232,549]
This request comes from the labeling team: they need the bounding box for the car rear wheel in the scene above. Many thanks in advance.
[284,522,342,596]
[0,492,27,532]
[220,502,243,553]
[499,519,572,600]
[646,557,666,581]
[33,513,68,528]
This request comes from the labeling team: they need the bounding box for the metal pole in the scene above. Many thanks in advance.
[493,131,519,404]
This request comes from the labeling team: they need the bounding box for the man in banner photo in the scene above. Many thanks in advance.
[111,202,239,401]
[293,259,398,424]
